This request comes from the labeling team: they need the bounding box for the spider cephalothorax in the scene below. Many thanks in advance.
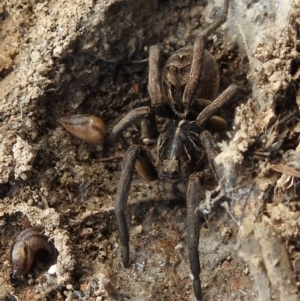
[111,0,238,300]
[162,46,219,117]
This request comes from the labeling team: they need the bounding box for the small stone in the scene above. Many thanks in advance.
[53,46,63,57]
[174,243,183,250]
[47,264,57,275]
[262,61,275,76]
[66,284,73,290]
[79,227,93,238]
[268,71,282,82]
[36,63,48,75]
[134,224,143,234]
[243,266,249,275]
[30,50,41,62]
[270,80,281,91]
[27,198,34,206]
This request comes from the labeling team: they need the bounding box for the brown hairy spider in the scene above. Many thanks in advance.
[111,0,238,300]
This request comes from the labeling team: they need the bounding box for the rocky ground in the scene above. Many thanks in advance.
[0,0,299,300]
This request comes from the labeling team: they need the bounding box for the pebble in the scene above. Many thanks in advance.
[53,45,63,57]
[134,224,143,234]
[66,283,73,290]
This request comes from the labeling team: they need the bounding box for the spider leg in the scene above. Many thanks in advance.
[200,0,230,38]
[183,0,230,112]
[115,145,157,267]
[149,45,164,108]
[196,84,238,127]
[193,99,227,131]
[187,173,205,301]
[199,130,222,181]
[187,130,227,300]
[182,35,205,111]
[110,107,150,140]
[148,45,174,118]
[140,110,158,144]
[110,106,159,146]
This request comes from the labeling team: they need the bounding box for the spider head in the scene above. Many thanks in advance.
[157,120,202,181]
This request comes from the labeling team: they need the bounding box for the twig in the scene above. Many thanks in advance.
[97,155,124,162]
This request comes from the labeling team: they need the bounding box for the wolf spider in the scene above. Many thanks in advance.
[111,0,238,299]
